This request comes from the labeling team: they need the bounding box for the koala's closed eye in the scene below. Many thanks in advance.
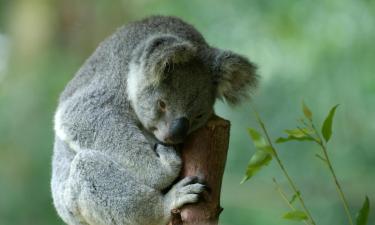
[157,100,167,111]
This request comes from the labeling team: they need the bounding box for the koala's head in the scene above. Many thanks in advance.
[127,35,257,144]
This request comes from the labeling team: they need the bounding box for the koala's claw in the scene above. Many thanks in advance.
[166,176,206,211]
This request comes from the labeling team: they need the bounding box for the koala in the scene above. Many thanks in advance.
[51,16,257,225]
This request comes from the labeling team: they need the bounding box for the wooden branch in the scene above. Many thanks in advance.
[169,115,230,225]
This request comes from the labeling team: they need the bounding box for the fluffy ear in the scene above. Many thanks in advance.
[211,49,258,106]
[136,34,197,83]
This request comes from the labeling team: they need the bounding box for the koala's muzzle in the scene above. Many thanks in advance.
[168,117,189,143]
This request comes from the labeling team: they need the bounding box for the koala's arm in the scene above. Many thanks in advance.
[57,148,203,225]
[55,90,180,190]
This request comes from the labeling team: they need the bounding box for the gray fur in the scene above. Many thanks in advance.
[51,16,257,225]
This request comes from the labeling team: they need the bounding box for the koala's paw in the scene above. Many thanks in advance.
[165,176,206,211]
[155,144,181,170]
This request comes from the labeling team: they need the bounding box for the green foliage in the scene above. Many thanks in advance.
[284,128,313,138]
[356,196,370,225]
[276,103,340,145]
[302,101,313,121]
[244,103,372,225]
[247,128,274,154]
[276,128,315,143]
[241,129,273,183]
[241,150,272,183]
[275,136,314,143]
[282,210,308,221]
[289,191,301,205]
[321,105,339,143]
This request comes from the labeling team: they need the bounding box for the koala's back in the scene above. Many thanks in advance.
[59,16,207,103]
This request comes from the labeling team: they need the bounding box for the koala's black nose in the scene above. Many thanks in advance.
[169,117,190,143]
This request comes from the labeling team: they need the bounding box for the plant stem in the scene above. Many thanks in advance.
[318,141,354,225]
[252,109,317,225]
[273,178,310,225]
[309,123,354,225]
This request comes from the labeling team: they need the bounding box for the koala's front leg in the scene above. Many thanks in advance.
[57,100,180,191]
[65,150,205,225]
[114,143,182,191]
[65,150,167,225]
[164,176,206,213]
[153,145,208,215]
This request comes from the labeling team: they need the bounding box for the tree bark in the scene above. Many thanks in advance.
[169,115,230,225]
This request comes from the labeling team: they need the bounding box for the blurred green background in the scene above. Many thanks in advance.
[0,0,374,224]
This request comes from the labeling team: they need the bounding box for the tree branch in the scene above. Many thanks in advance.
[169,115,230,225]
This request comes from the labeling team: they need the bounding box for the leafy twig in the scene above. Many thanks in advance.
[273,178,310,225]
[302,104,354,225]
[246,106,317,225]
[244,102,371,225]
[310,124,354,225]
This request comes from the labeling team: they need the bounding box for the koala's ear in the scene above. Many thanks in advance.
[138,34,197,83]
[211,49,258,106]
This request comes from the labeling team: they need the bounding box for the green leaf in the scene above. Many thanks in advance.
[282,210,308,221]
[276,136,314,144]
[289,191,301,204]
[248,128,262,142]
[356,196,370,225]
[276,128,315,144]
[241,150,272,183]
[302,101,313,120]
[247,128,274,154]
[321,104,339,142]
[242,128,274,183]
[285,128,314,138]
